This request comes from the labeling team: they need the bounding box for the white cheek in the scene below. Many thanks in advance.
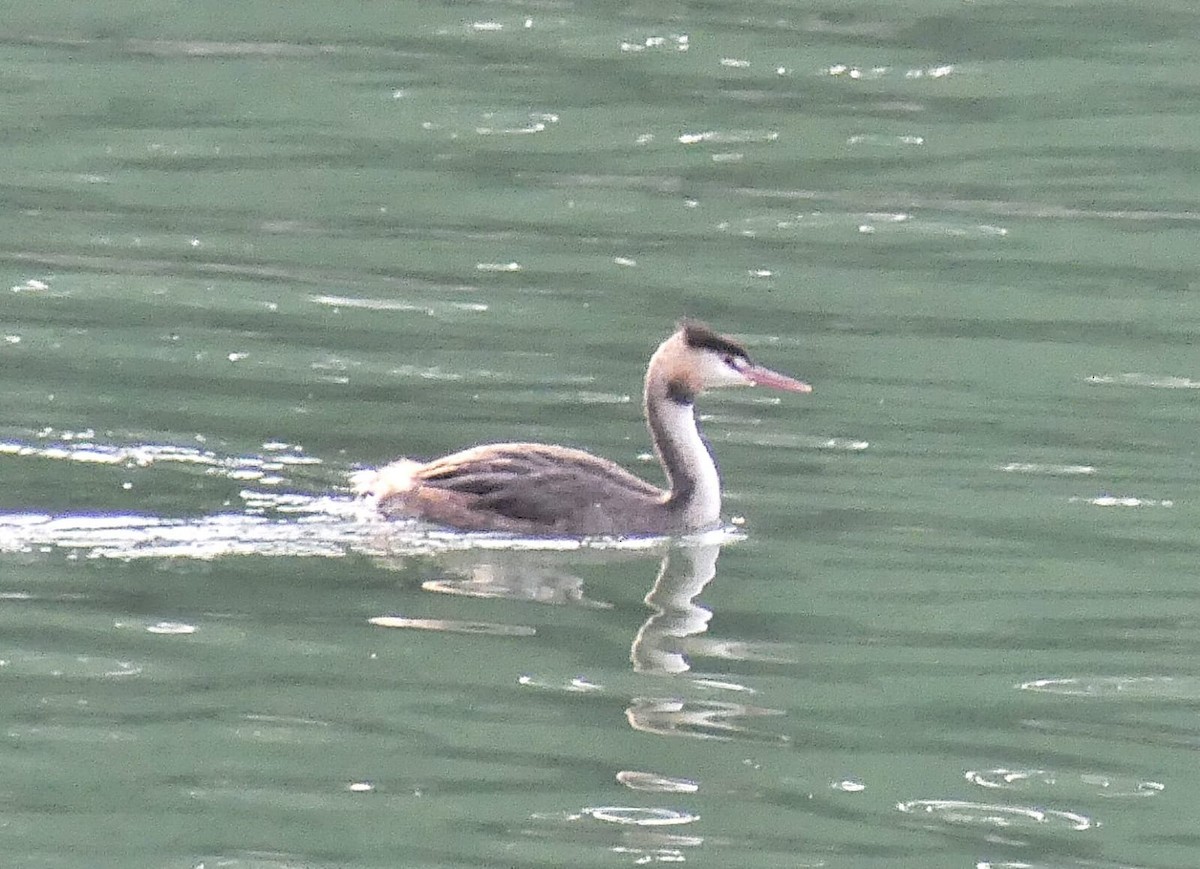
[697,354,752,388]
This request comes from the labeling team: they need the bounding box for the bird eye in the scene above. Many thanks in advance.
[723,353,742,370]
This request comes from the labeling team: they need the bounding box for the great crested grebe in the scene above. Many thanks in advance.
[354,321,811,535]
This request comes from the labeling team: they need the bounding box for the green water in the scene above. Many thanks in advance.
[3,1,1200,866]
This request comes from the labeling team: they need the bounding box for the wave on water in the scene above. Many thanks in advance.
[1086,373,1200,389]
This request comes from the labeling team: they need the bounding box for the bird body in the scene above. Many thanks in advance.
[354,321,810,535]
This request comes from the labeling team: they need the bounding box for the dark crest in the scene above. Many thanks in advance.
[679,319,750,360]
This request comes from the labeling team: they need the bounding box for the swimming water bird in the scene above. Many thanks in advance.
[354,321,811,535]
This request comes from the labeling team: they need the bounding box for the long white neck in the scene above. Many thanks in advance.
[645,388,722,530]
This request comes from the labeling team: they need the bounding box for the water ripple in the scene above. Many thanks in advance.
[367,616,536,637]
[517,674,605,693]
[826,63,956,80]
[0,435,320,481]
[715,210,1007,240]
[231,714,336,746]
[625,697,788,742]
[6,723,137,743]
[145,621,197,635]
[619,33,689,53]
[422,561,612,608]
[1067,495,1174,508]
[976,862,1137,869]
[529,806,701,827]
[526,808,704,864]
[965,768,1164,800]
[582,806,699,826]
[1020,675,1200,699]
[0,652,141,679]
[678,129,779,145]
[999,462,1096,476]
[1086,373,1200,389]
[616,770,699,794]
[896,798,1095,832]
[419,110,560,139]
[190,852,342,869]
[0,512,362,560]
[311,293,488,315]
[740,431,870,452]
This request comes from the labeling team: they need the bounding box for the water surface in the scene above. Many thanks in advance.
[3,1,1200,866]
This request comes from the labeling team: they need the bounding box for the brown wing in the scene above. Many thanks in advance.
[379,443,668,535]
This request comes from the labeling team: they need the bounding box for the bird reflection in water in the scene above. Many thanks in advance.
[371,535,791,743]
[371,539,723,672]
